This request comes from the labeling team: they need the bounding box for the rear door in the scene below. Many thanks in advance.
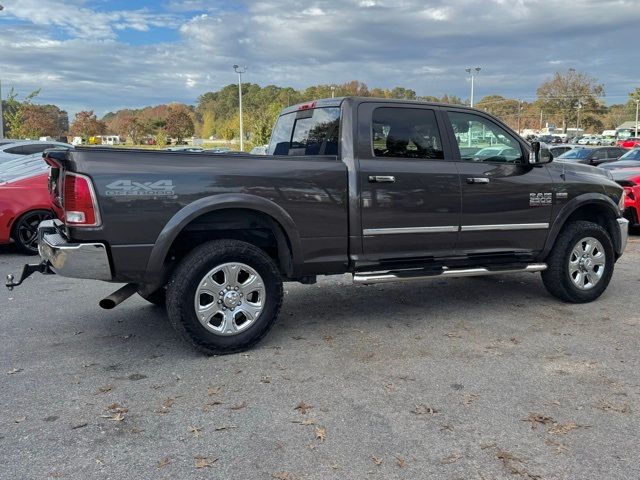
[357,103,460,262]
[442,109,553,256]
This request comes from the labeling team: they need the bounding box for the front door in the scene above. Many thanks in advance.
[358,103,461,262]
[443,109,554,256]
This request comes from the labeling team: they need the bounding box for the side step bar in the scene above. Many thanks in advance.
[353,263,547,285]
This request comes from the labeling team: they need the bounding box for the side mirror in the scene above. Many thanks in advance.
[530,141,552,164]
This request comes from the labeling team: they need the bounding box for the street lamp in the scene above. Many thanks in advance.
[576,101,582,135]
[465,66,481,107]
[233,64,247,151]
[635,99,639,138]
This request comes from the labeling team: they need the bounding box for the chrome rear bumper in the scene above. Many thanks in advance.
[616,217,629,256]
[37,219,112,281]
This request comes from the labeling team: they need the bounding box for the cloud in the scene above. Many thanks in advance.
[0,0,638,116]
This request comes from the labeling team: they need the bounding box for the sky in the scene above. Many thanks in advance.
[0,0,639,116]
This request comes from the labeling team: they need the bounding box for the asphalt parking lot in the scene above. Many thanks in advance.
[1,239,639,480]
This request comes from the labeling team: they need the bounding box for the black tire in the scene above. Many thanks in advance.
[166,239,283,355]
[541,221,614,303]
[138,288,166,307]
[12,210,54,255]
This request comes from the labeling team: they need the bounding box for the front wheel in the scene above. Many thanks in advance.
[542,221,614,303]
[12,210,54,255]
[166,240,283,355]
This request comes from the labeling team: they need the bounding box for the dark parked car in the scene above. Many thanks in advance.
[9,97,628,355]
[556,146,626,166]
[599,149,640,170]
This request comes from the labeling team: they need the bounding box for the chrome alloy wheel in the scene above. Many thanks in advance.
[569,237,606,291]
[194,262,265,336]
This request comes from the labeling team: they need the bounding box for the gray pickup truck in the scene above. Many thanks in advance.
[7,97,629,354]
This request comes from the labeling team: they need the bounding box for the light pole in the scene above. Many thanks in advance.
[635,99,639,138]
[465,66,481,107]
[233,64,247,151]
[576,102,582,136]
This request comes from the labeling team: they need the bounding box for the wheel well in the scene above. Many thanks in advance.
[563,203,619,246]
[165,208,294,278]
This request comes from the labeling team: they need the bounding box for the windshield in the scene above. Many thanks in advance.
[558,149,591,160]
[620,149,640,160]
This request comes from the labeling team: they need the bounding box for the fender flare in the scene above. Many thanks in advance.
[539,192,621,259]
[143,194,303,283]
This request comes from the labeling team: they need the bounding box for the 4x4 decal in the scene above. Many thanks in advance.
[105,179,175,197]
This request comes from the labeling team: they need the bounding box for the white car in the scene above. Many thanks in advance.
[0,140,72,163]
[578,135,602,146]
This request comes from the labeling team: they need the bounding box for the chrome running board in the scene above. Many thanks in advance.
[353,263,547,285]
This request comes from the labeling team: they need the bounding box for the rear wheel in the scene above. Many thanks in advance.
[542,221,614,303]
[166,240,283,355]
[12,210,53,255]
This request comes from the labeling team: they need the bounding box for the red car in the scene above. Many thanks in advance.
[0,160,61,254]
[616,137,640,149]
[611,167,640,229]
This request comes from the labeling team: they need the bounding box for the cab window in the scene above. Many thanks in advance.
[269,107,340,156]
[447,111,524,163]
[372,108,444,159]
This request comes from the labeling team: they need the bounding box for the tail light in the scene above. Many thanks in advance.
[63,172,101,226]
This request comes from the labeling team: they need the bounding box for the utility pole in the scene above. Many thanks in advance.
[233,65,247,151]
[465,67,481,107]
[539,109,543,130]
[331,86,336,98]
[576,102,582,135]
[517,99,522,134]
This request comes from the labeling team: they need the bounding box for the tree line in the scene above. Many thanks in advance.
[2,70,639,149]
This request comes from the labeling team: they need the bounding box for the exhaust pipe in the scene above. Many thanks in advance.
[99,283,138,309]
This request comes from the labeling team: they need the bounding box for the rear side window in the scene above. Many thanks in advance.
[372,108,444,159]
[269,107,340,156]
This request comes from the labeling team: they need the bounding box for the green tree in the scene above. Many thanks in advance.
[3,87,41,138]
[536,69,604,133]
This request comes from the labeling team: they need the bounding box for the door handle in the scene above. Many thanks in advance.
[466,177,490,184]
[369,175,396,183]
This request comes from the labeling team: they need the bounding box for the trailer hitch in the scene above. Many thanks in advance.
[5,261,53,291]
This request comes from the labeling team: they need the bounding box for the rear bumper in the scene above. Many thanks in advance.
[37,219,112,281]
[616,217,629,256]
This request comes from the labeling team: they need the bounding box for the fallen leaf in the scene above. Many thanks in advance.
[462,393,479,405]
[271,473,293,480]
[522,413,555,429]
[440,424,454,432]
[71,422,88,429]
[110,412,125,422]
[202,401,222,412]
[14,416,26,423]
[95,385,113,394]
[443,332,462,338]
[6,367,23,375]
[330,464,339,470]
[157,457,171,469]
[315,426,326,442]
[548,422,582,435]
[395,455,406,468]
[127,373,147,381]
[189,426,203,437]
[371,455,383,466]
[229,401,247,411]
[593,401,631,414]
[163,397,175,408]
[545,439,569,454]
[194,456,217,469]
[295,401,313,414]
[412,404,439,415]
[441,452,462,464]
[207,386,221,396]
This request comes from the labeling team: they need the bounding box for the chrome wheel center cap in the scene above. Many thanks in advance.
[581,258,593,271]
[223,291,240,308]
